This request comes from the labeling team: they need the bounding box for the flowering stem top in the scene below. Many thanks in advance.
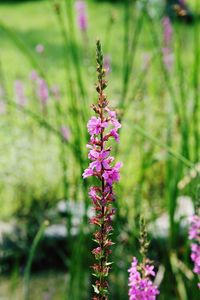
[83,40,122,300]
[128,219,159,300]
[189,213,200,288]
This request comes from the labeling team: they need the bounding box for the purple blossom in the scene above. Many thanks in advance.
[88,187,100,202]
[37,78,49,106]
[109,129,119,142]
[87,116,108,135]
[88,149,111,172]
[75,1,88,31]
[144,265,156,277]
[61,126,70,141]
[14,80,27,107]
[108,110,121,129]
[84,109,122,184]
[163,17,172,47]
[162,16,173,71]
[29,70,38,81]
[82,167,93,179]
[189,215,200,240]
[191,244,200,274]
[89,135,100,146]
[102,162,122,185]
[35,44,44,54]
[189,214,200,288]
[128,257,159,300]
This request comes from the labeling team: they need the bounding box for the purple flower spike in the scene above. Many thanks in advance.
[163,17,173,48]
[82,40,122,299]
[162,16,173,71]
[15,80,27,107]
[75,0,88,32]
[37,78,49,106]
[61,126,70,141]
[189,215,200,240]
[29,70,38,81]
[189,214,200,288]
[128,257,159,300]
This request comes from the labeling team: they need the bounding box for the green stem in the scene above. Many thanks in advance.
[23,221,48,300]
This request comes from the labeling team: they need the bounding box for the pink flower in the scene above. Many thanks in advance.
[35,44,44,54]
[61,126,70,141]
[102,162,122,185]
[162,17,172,48]
[14,80,27,107]
[189,214,200,288]
[29,70,38,81]
[108,110,116,118]
[108,110,121,129]
[75,0,88,31]
[189,215,200,240]
[88,187,100,202]
[162,16,173,71]
[191,243,200,275]
[128,257,159,300]
[89,149,110,172]
[37,78,49,105]
[87,116,108,135]
[82,167,93,178]
[109,129,119,142]
[144,265,155,277]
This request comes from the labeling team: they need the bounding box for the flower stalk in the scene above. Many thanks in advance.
[83,40,122,299]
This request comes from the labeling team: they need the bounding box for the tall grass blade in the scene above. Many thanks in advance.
[23,221,49,300]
